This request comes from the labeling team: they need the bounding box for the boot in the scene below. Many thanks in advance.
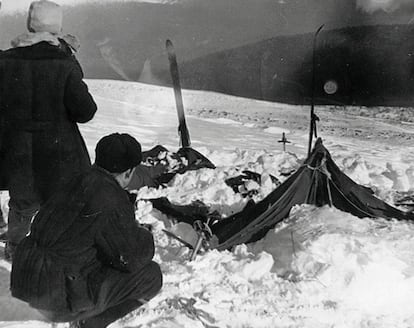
[81,299,143,328]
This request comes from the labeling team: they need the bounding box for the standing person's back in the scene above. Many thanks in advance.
[0,0,97,257]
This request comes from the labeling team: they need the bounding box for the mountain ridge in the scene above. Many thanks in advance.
[0,0,410,81]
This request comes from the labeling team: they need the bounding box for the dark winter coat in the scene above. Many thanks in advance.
[10,166,155,313]
[0,41,97,201]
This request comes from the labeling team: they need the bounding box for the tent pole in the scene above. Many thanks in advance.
[307,24,324,156]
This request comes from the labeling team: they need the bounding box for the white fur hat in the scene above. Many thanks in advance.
[27,0,63,34]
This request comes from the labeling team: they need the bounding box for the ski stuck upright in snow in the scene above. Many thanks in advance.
[166,39,191,148]
[165,39,215,170]
[307,24,324,156]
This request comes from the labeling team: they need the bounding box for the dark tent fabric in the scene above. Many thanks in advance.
[150,197,211,225]
[140,145,215,186]
[211,138,414,250]
[128,145,215,190]
[176,147,216,172]
[142,145,215,173]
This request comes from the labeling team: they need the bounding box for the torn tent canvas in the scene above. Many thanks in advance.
[211,138,414,250]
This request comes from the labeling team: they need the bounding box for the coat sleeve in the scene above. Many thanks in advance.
[64,60,97,123]
[95,208,155,273]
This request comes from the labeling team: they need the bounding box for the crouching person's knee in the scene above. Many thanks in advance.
[142,261,162,301]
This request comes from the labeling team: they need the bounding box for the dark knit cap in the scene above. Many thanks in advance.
[95,133,142,173]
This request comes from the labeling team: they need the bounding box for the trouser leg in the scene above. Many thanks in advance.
[79,299,143,328]
[82,261,162,328]
[43,261,162,328]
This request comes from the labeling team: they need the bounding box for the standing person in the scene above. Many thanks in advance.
[0,0,97,257]
[11,133,163,328]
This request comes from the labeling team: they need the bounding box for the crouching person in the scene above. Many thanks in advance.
[10,133,163,328]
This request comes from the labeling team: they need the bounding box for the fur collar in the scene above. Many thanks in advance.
[11,32,80,53]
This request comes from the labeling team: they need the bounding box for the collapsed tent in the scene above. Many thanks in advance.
[211,138,414,250]
[149,138,414,251]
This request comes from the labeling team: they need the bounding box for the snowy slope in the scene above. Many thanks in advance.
[1,80,414,328]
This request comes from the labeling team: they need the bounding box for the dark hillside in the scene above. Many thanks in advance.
[155,24,414,107]
[0,0,410,83]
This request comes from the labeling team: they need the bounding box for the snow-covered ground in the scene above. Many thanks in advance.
[1,80,414,328]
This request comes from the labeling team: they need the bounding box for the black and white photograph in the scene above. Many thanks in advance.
[1,0,414,327]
